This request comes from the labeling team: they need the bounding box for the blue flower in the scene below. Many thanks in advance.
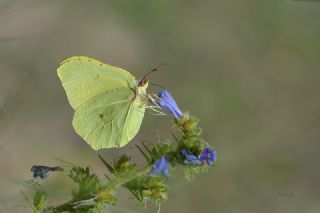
[199,147,216,165]
[157,89,182,118]
[150,156,169,177]
[181,149,202,166]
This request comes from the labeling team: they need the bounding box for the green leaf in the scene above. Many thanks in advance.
[98,155,115,174]
[113,155,136,174]
[33,190,47,211]
[20,190,37,212]
[141,141,153,155]
[135,144,151,163]
[68,167,101,200]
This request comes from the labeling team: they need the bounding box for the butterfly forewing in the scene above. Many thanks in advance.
[57,56,136,109]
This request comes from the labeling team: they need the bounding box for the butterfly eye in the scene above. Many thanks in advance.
[138,78,148,87]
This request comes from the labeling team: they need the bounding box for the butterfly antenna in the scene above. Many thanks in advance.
[139,63,166,86]
[149,83,165,89]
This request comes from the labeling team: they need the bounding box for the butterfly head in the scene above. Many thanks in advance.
[138,78,149,89]
[138,63,166,88]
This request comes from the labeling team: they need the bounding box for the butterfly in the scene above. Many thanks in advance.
[57,56,161,150]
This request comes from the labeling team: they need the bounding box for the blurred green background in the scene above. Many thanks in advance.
[1,0,320,212]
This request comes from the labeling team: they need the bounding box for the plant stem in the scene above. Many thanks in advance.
[49,166,151,212]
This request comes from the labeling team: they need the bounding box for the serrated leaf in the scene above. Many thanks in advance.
[98,155,115,174]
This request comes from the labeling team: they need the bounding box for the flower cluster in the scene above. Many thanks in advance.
[179,147,216,166]
[21,89,216,213]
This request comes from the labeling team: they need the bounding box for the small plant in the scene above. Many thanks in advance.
[24,111,216,212]
[21,57,217,212]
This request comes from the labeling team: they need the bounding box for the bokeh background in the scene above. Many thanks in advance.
[1,0,320,212]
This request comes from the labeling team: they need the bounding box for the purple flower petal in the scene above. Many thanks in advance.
[199,147,216,165]
[181,149,202,166]
[157,89,182,118]
[150,156,169,177]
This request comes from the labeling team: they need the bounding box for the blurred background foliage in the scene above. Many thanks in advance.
[0,0,320,212]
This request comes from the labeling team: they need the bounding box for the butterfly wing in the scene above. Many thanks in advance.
[57,56,136,109]
[57,56,146,149]
[73,87,146,149]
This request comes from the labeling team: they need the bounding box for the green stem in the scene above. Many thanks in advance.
[49,166,151,212]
